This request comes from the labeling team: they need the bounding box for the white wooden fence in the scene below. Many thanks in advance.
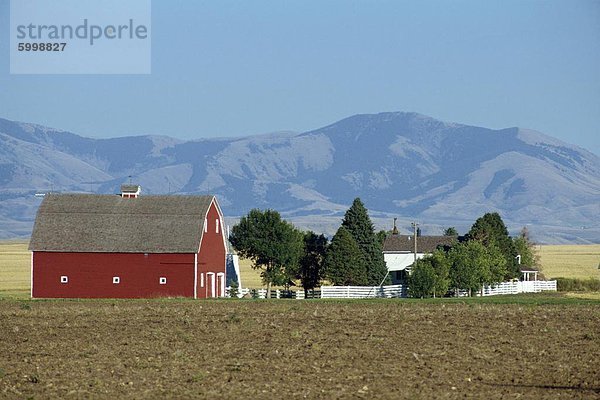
[320,284,406,299]
[227,280,556,299]
[320,281,556,299]
[228,286,406,299]
[481,280,557,296]
[226,287,307,299]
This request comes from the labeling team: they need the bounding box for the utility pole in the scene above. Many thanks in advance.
[411,221,419,263]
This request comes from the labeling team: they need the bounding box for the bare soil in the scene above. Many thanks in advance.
[1,298,599,399]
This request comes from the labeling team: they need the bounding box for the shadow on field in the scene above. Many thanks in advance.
[483,381,600,394]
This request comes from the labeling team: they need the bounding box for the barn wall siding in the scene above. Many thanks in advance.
[32,252,196,299]
[197,201,227,298]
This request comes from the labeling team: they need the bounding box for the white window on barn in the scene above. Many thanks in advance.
[60,275,68,284]
[200,273,204,287]
[159,277,167,285]
[113,276,120,284]
[216,219,219,233]
[204,218,208,233]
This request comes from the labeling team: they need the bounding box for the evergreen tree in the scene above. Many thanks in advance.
[341,198,389,285]
[230,209,303,298]
[323,226,367,285]
[297,231,328,296]
[467,212,518,279]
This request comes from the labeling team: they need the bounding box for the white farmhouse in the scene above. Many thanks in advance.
[383,232,456,284]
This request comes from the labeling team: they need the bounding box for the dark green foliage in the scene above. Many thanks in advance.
[230,209,303,295]
[376,230,388,246]
[324,226,367,285]
[443,227,458,236]
[341,198,389,285]
[467,212,518,279]
[408,260,436,298]
[556,278,600,292]
[297,231,328,293]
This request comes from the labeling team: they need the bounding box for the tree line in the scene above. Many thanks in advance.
[230,198,538,298]
[409,213,539,297]
[230,198,387,298]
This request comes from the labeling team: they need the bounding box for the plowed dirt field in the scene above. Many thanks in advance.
[1,297,599,399]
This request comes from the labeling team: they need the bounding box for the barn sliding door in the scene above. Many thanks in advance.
[206,272,215,298]
[217,272,225,297]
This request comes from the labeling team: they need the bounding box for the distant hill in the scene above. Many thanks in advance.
[1,112,599,243]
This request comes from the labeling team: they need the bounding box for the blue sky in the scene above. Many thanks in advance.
[1,0,599,155]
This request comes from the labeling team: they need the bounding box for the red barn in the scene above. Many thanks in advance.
[28,188,227,299]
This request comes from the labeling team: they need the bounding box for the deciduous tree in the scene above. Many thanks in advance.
[409,250,451,298]
[230,209,303,298]
[448,240,507,296]
[429,250,452,297]
[297,231,328,296]
[408,260,436,298]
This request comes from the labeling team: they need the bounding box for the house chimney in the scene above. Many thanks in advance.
[392,218,399,235]
[121,184,141,199]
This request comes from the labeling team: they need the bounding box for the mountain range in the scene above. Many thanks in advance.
[1,112,599,243]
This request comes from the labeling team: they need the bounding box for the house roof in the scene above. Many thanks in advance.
[120,184,141,193]
[519,266,539,273]
[29,193,216,253]
[383,234,456,253]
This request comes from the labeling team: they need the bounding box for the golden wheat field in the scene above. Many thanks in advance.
[1,242,599,294]
[538,244,600,280]
[0,241,30,295]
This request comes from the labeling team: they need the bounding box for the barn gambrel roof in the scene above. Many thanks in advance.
[29,194,217,253]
